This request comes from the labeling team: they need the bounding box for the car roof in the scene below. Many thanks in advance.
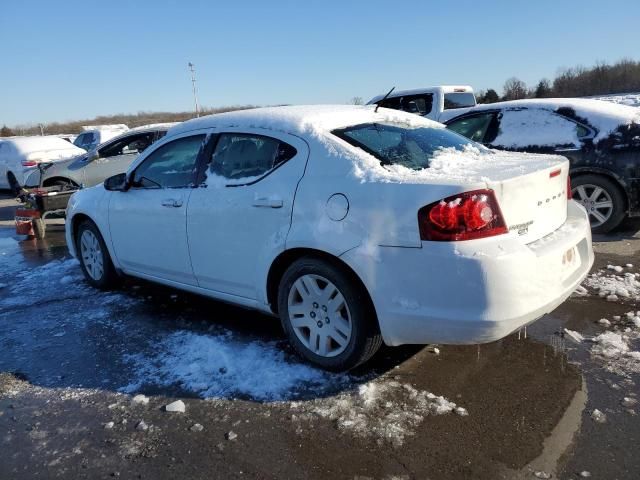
[167,105,443,139]
[367,86,474,104]
[2,136,86,154]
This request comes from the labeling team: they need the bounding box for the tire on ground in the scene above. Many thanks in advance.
[277,256,382,371]
[572,174,626,234]
[75,220,120,289]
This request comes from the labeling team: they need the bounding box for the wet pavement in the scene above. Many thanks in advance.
[1,192,639,479]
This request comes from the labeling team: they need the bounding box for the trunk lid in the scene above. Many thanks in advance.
[485,160,569,244]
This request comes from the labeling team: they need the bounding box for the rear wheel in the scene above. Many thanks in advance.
[277,257,382,371]
[571,174,626,234]
[76,220,119,289]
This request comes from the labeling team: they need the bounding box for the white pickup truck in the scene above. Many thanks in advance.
[367,85,477,123]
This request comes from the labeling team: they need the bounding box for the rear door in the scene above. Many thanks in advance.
[187,130,309,299]
[108,132,208,285]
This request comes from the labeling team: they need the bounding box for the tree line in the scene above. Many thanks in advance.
[476,58,640,104]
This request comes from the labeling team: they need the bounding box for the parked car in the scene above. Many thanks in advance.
[66,105,593,370]
[0,136,85,193]
[73,124,129,151]
[367,85,476,122]
[444,99,640,233]
[25,125,175,188]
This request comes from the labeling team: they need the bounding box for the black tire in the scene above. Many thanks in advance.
[32,218,46,239]
[7,172,20,196]
[572,174,626,234]
[277,257,382,371]
[75,220,119,289]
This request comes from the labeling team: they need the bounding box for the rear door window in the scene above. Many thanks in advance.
[208,133,297,183]
[379,94,433,116]
[446,113,498,142]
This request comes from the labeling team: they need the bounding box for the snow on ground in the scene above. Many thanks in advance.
[289,379,466,447]
[589,93,640,108]
[121,330,340,401]
[582,266,640,302]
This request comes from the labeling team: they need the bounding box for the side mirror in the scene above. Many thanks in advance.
[104,173,129,192]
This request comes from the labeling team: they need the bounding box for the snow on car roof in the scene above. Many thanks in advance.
[461,98,640,142]
[129,122,178,132]
[170,105,565,185]
[4,136,86,154]
[168,105,442,137]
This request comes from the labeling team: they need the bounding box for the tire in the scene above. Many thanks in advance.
[32,218,46,239]
[571,174,626,234]
[277,257,382,371]
[75,220,119,289]
[7,172,20,196]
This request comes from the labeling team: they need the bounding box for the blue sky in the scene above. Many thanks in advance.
[1,0,639,126]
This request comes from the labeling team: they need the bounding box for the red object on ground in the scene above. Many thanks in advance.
[15,208,41,236]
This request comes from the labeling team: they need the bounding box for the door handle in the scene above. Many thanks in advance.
[252,195,283,208]
[161,198,183,208]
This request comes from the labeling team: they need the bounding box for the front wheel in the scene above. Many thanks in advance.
[571,174,626,234]
[76,220,119,289]
[277,257,382,371]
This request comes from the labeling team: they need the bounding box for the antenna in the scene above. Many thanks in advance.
[188,62,200,118]
[374,86,395,113]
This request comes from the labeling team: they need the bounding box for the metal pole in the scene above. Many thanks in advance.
[188,62,200,118]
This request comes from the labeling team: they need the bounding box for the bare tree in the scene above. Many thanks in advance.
[350,96,364,105]
[503,77,528,100]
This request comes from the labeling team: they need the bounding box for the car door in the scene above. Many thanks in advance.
[187,130,309,299]
[108,132,208,285]
[0,143,8,188]
[83,132,157,187]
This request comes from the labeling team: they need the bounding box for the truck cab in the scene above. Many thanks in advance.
[367,85,476,123]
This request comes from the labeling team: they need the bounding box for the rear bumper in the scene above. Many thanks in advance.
[341,201,594,346]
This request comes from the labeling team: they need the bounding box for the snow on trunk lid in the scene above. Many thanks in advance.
[486,158,569,244]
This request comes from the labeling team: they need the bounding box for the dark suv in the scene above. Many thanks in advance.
[445,99,640,233]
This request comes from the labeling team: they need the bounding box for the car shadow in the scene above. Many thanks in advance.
[592,216,640,242]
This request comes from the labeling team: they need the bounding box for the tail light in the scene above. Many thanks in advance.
[22,160,37,167]
[567,175,572,200]
[418,189,508,241]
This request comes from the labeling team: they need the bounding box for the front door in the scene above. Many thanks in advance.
[108,133,207,285]
[187,130,308,299]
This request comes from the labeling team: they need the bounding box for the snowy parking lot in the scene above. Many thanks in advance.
[1,193,640,479]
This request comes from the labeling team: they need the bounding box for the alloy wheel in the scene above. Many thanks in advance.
[572,183,613,228]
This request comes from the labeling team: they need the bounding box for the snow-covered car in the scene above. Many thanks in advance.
[73,124,129,152]
[367,86,476,122]
[65,105,594,370]
[25,124,175,188]
[444,99,640,233]
[0,136,85,193]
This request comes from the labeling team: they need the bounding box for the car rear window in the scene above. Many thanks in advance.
[444,92,476,110]
[333,123,480,170]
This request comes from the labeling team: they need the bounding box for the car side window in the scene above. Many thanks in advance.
[99,133,154,158]
[132,134,205,189]
[208,133,297,181]
[378,94,433,115]
[447,113,497,143]
[490,108,585,149]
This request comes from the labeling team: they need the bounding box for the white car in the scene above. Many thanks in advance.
[73,124,129,152]
[0,136,86,192]
[65,105,594,370]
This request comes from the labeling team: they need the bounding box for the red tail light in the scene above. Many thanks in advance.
[567,175,572,200]
[21,160,37,167]
[418,189,508,241]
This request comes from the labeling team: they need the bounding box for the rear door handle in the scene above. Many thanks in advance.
[252,196,283,208]
[161,198,183,208]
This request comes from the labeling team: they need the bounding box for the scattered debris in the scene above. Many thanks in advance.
[104,421,114,430]
[621,397,638,408]
[135,420,149,431]
[165,400,186,413]
[132,394,149,405]
[591,409,606,424]
[226,431,238,441]
[426,345,440,355]
[579,471,592,478]
[598,318,611,327]
[564,328,584,343]
[533,471,551,479]
[189,423,204,432]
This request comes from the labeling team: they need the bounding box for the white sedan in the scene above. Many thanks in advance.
[65,105,594,370]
